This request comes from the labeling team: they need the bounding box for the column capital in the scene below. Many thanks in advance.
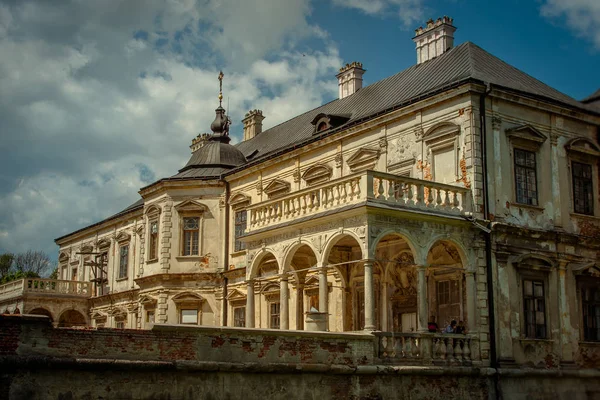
[279,273,289,281]
[416,264,428,272]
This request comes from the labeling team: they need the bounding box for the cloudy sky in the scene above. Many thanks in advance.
[0,0,599,262]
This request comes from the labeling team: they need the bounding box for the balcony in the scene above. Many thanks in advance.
[248,170,473,232]
[375,332,481,366]
[0,278,92,302]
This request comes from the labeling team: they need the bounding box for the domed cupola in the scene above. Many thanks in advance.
[177,71,247,178]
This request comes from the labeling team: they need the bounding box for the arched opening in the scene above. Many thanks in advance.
[426,240,467,332]
[28,307,53,322]
[375,233,419,333]
[324,234,363,331]
[58,309,87,328]
[286,244,318,330]
[254,252,280,329]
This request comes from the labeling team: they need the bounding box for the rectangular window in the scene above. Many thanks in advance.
[149,220,159,260]
[182,217,200,256]
[437,280,461,327]
[582,286,600,342]
[572,161,593,215]
[119,245,129,279]
[514,149,538,206]
[433,147,456,184]
[270,302,280,329]
[146,310,155,324]
[234,210,247,252]
[523,279,546,339]
[181,309,198,325]
[233,306,246,327]
[71,267,78,281]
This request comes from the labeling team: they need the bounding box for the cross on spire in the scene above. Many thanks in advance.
[218,70,224,107]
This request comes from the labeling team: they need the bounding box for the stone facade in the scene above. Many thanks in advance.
[1,17,600,393]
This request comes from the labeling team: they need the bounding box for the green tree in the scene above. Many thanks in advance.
[0,253,14,281]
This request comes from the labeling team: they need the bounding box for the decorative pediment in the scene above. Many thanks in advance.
[97,238,111,250]
[135,224,145,236]
[565,138,600,157]
[80,243,94,253]
[304,275,319,287]
[422,121,460,142]
[227,289,246,301]
[58,251,70,262]
[505,125,547,146]
[261,282,280,300]
[311,113,351,134]
[573,262,600,277]
[144,204,161,217]
[115,231,131,243]
[302,164,332,186]
[174,199,209,213]
[139,295,158,306]
[346,148,380,172]
[229,193,251,209]
[108,307,127,318]
[263,179,291,199]
[91,312,107,320]
[172,292,204,304]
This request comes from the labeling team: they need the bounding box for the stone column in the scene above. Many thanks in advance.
[465,271,477,333]
[364,260,376,331]
[245,280,255,328]
[558,260,573,362]
[296,283,304,330]
[157,291,168,324]
[280,275,289,330]
[417,265,428,332]
[319,265,329,330]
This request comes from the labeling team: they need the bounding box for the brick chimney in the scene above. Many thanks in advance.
[242,110,265,141]
[336,62,365,100]
[413,16,456,64]
[190,133,211,153]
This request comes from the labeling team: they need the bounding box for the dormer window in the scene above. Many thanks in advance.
[310,113,351,135]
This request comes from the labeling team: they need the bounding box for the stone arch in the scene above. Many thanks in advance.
[369,229,423,265]
[281,240,320,274]
[248,249,280,280]
[322,231,366,264]
[424,235,471,270]
[423,121,460,139]
[511,253,555,269]
[27,307,54,322]
[58,309,87,328]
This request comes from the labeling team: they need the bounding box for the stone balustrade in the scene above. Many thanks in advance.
[248,171,473,232]
[0,279,92,301]
[376,332,480,365]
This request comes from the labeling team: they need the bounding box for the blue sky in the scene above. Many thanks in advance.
[0,0,598,263]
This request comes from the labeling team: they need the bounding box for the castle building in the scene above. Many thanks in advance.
[2,17,600,370]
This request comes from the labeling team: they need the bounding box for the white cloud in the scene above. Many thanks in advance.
[541,0,600,49]
[331,0,424,28]
[0,0,342,259]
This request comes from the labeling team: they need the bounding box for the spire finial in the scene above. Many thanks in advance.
[218,70,224,107]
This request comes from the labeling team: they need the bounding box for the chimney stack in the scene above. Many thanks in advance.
[413,16,456,64]
[242,109,265,141]
[190,133,211,153]
[336,62,365,99]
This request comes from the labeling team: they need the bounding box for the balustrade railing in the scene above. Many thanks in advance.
[0,278,92,300]
[247,171,473,232]
[376,332,480,365]
[368,172,472,215]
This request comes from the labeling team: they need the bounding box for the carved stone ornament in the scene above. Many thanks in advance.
[379,137,388,149]
[263,179,291,199]
[229,192,251,209]
[346,147,380,172]
[414,126,424,140]
[335,152,343,168]
[115,231,131,243]
[293,168,301,183]
[301,164,332,186]
[97,238,112,249]
[256,179,262,195]
[491,115,502,130]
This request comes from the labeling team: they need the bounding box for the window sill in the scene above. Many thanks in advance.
[518,338,554,344]
[115,277,128,282]
[512,203,544,212]
[579,341,600,347]
[145,258,159,265]
[176,256,203,261]
[570,212,600,221]
[230,249,247,258]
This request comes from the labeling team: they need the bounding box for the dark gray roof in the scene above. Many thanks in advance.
[175,139,246,179]
[54,198,144,243]
[582,88,600,104]
[235,42,597,165]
